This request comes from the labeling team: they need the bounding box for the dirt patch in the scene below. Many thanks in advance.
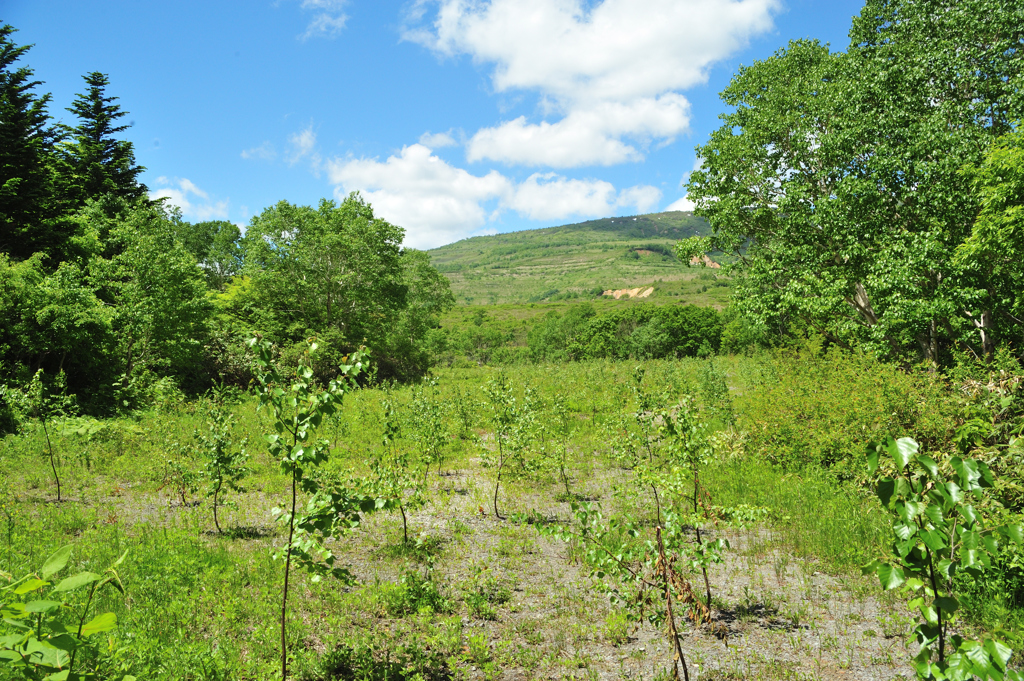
[603,286,654,299]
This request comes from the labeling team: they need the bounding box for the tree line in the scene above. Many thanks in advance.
[0,23,453,428]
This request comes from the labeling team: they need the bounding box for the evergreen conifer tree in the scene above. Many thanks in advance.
[0,24,59,261]
[62,71,146,208]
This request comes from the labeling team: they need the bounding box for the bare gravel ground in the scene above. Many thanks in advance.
[67,455,917,681]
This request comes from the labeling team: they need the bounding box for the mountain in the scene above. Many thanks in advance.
[426,211,730,306]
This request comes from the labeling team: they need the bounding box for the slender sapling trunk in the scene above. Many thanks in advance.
[42,418,60,502]
[281,468,298,681]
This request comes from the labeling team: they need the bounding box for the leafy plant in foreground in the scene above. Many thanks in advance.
[660,396,728,611]
[250,337,386,681]
[408,382,449,479]
[864,435,1024,680]
[196,395,249,533]
[365,397,423,544]
[481,374,536,519]
[0,545,130,680]
[535,503,707,680]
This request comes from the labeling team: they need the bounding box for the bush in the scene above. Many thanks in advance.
[739,344,955,478]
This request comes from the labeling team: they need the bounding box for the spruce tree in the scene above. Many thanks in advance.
[63,71,147,207]
[0,24,58,261]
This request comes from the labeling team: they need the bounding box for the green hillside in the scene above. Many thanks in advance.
[427,210,731,306]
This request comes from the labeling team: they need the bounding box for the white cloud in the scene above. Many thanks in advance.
[326,145,663,247]
[287,124,321,172]
[150,178,229,222]
[407,0,777,103]
[467,94,690,167]
[241,141,276,161]
[405,0,777,166]
[299,0,348,40]
[618,184,662,214]
[326,144,511,248]
[508,173,617,220]
[418,130,459,149]
[665,196,696,212]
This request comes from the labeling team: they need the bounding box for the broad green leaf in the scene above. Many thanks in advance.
[14,578,46,595]
[917,455,939,478]
[1005,524,1023,545]
[866,444,880,475]
[40,546,72,580]
[965,641,991,667]
[109,549,128,569]
[80,612,116,636]
[924,503,944,526]
[920,529,946,551]
[24,600,61,614]
[889,437,919,469]
[877,479,895,506]
[42,671,70,681]
[877,563,905,590]
[52,572,100,593]
[936,559,956,580]
[934,596,959,614]
[985,638,1012,669]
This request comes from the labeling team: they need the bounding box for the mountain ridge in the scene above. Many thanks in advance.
[426,211,727,306]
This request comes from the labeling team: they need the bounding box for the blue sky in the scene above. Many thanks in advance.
[6,0,862,249]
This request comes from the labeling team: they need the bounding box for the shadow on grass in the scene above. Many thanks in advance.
[217,525,277,540]
[376,534,446,563]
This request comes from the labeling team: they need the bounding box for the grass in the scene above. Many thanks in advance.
[426,210,734,306]
[1,353,1020,679]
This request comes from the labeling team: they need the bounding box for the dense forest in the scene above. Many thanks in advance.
[3,2,1024,680]
[0,24,454,429]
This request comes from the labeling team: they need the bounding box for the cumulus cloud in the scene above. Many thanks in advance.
[150,178,229,221]
[665,196,696,212]
[299,0,348,40]
[405,0,777,166]
[241,141,276,161]
[326,144,511,248]
[406,0,777,103]
[325,145,663,248]
[418,130,459,149]
[467,94,690,167]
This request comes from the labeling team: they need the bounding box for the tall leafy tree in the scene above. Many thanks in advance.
[682,0,1024,364]
[237,193,452,379]
[241,194,407,345]
[61,71,146,208]
[172,219,243,290]
[0,24,58,261]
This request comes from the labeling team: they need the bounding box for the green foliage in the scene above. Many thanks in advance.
[239,195,453,382]
[250,337,386,680]
[195,396,249,533]
[739,344,955,477]
[0,545,130,681]
[687,0,1024,365]
[864,436,1024,679]
[374,569,453,617]
[481,374,537,519]
[528,302,722,362]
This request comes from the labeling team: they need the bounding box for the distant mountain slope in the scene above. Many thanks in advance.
[427,211,729,306]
